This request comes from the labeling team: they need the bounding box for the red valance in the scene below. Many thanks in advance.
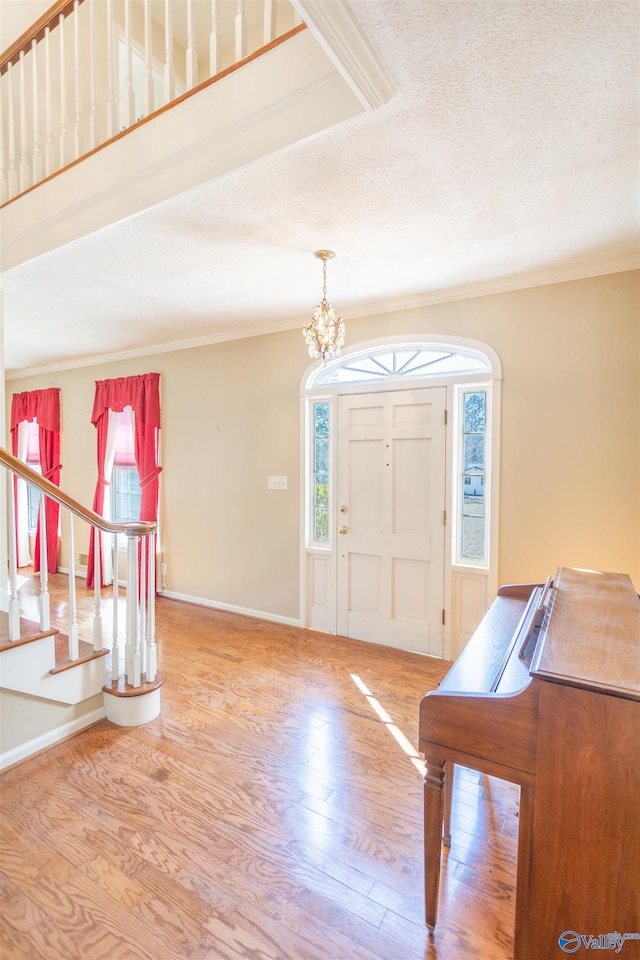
[91,374,161,427]
[11,388,60,433]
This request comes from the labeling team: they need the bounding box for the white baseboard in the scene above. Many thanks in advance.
[58,564,87,578]
[158,589,300,628]
[0,706,106,771]
[59,565,130,587]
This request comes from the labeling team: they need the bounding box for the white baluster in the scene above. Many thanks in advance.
[124,0,135,128]
[106,0,117,138]
[210,0,220,76]
[73,0,83,157]
[126,532,140,687]
[7,62,18,198]
[147,531,157,682]
[44,26,55,176]
[263,0,276,46]
[235,0,247,61]
[19,52,30,192]
[0,95,7,204]
[31,39,42,184]
[164,0,175,104]
[139,535,147,677]
[186,0,197,90]
[89,0,98,148]
[7,476,21,641]
[112,533,122,679]
[93,527,103,650]
[38,496,50,631]
[59,13,68,167]
[143,0,154,116]
[67,513,79,660]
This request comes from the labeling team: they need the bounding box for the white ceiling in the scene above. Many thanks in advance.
[1,0,639,377]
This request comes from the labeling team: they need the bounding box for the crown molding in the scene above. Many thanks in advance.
[291,0,395,110]
[6,258,638,381]
[4,314,304,380]
[338,255,640,322]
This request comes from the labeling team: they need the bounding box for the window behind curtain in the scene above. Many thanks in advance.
[26,420,42,532]
[112,407,141,525]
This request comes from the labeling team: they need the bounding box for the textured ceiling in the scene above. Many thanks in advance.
[2,0,639,376]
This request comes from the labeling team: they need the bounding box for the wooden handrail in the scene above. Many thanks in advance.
[0,0,85,76]
[0,446,156,538]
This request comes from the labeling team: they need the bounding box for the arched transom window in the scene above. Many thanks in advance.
[313,344,491,386]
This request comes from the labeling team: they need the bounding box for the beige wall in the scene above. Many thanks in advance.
[0,690,103,756]
[7,269,639,621]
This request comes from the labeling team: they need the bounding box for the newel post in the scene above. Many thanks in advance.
[125,527,141,686]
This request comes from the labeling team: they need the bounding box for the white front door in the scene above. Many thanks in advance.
[336,387,447,656]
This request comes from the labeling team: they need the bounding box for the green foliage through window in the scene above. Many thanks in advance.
[313,403,330,542]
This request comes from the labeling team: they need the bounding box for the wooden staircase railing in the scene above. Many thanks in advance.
[0,445,158,699]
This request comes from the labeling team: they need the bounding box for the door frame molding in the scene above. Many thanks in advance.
[299,334,503,660]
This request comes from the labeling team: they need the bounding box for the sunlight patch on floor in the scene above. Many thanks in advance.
[350,672,425,776]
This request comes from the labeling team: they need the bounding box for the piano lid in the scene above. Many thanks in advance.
[529,567,640,701]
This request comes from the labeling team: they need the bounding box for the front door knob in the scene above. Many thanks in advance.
[338,526,348,535]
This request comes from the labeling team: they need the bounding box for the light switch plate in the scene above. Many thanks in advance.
[268,476,287,490]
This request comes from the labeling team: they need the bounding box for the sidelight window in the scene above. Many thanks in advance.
[456,388,488,565]
[312,402,330,543]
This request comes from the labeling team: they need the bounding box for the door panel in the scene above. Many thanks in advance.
[395,438,428,533]
[349,440,382,528]
[350,553,381,614]
[393,557,428,620]
[336,388,446,656]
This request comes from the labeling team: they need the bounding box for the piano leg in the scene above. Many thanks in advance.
[423,755,446,933]
[514,783,534,960]
[442,761,453,847]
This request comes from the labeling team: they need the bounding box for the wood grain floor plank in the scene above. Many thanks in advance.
[1,572,518,959]
[0,872,84,960]
[222,901,382,960]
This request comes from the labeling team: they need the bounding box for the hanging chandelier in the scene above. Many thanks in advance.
[303,249,345,361]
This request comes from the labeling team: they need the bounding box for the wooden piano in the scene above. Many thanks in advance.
[419,566,640,960]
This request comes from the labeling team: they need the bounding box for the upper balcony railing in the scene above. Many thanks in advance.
[0,0,302,205]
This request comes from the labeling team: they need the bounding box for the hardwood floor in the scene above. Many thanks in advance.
[1,575,519,959]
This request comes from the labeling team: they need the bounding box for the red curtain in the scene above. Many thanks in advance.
[87,374,161,587]
[10,388,61,573]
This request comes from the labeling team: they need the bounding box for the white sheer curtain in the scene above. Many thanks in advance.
[100,409,121,584]
[15,422,32,567]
